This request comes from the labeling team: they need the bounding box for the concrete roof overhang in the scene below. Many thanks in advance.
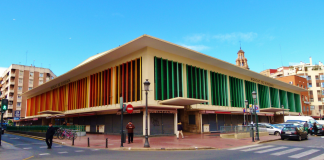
[23,35,307,98]
[160,97,208,106]
[260,108,290,112]
[38,110,64,115]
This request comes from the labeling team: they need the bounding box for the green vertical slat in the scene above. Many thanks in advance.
[217,73,220,105]
[186,65,189,98]
[215,73,218,105]
[199,68,202,99]
[161,58,164,100]
[195,67,198,99]
[177,62,179,97]
[166,59,169,99]
[171,61,174,98]
[206,70,208,103]
[210,72,213,105]
[155,57,158,100]
[225,75,228,106]
[202,69,205,101]
[190,66,193,98]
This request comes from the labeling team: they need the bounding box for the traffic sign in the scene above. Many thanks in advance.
[255,105,260,113]
[243,108,245,113]
[126,104,134,114]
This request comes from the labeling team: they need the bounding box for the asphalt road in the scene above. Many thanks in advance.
[1,133,324,160]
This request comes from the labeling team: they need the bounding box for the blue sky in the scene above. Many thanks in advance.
[1,0,323,76]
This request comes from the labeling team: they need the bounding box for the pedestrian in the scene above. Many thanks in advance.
[126,121,135,144]
[45,123,56,149]
[242,120,247,126]
[313,122,318,136]
[177,122,184,139]
[304,121,309,133]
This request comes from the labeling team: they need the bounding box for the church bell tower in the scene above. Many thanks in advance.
[235,47,249,70]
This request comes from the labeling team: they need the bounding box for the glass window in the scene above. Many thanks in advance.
[322,90,324,95]
[283,127,296,132]
[30,72,34,77]
[316,75,319,80]
[39,80,43,84]
[321,82,324,88]
[40,73,43,77]
[317,90,321,95]
[19,78,23,83]
[307,76,311,80]
[17,96,21,99]
[317,83,320,87]
[17,102,21,107]
[28,87,32,90]
[19,71,24,76]
[309,83,312,87]
[29,79,33,84]
[322,98,324,102]
[310,91,313,95]
[320,75,324,80]
[310,99,314,102]
[18,87,22,90]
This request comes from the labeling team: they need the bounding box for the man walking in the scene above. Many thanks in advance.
[304,121,309,133]
[46,123,56,149]
[177,122,184,139]
[126,121,135,144]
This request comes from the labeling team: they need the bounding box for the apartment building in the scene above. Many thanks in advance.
[0,64,56,121]
[261,57,324,119]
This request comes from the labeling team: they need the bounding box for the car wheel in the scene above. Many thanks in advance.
[298,136,302,141]
[275,132,280,136]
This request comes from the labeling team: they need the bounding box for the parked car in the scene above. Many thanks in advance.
[281,126,308,141]
[310,124,324,136]
[258,123,282,136]
[272,124,285,129]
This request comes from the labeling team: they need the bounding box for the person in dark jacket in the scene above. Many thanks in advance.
[46,123,56,149]
[177,122,184,139]
[313,122,318,136]
[126,121,135,144]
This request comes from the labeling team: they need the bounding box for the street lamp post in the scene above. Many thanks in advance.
[244,100,248,125]
[252,91,259,141]
[250,104,254,142]
[144,79,150,148]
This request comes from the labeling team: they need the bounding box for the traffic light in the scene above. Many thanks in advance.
[1,99,8,112]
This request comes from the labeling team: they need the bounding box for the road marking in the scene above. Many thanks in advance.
[75,150,84,152]
[23,147,32,150]
[22,156,34,160]
[227,144,261,150]
[31,143,44,144]
[91,149,100,151]
[255,146,287,153]
[241,145,274,152]
[58,151,68,154]
[309,153,324,160]
[289,149,319,159]
[10,137,20,139]
[54,146,62,148]
[271,148,303,156]
[40,146,48,148]
[39,153,50,156]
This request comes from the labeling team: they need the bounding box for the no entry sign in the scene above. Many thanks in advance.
[126,104,134,114]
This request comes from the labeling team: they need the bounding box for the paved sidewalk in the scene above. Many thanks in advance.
[54,133,280,150]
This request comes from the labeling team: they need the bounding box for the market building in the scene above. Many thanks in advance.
[22,35,306,135]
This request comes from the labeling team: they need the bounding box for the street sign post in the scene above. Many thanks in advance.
[126,104,133,114]
[255,105,260,113]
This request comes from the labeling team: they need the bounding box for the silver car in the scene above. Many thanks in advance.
[258,123,282,136]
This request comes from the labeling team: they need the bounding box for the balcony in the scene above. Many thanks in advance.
[8,104,13,109]
[9,81,15,85]
[10,73,15,77]
[9,88,14,93]
[17,98,22,102]
[8,96,14,101]
[15,107,21,110]
[4,113,13,118]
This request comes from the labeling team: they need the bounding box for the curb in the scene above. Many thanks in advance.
[257,138,281,144]
[5,132,61,145]
[109,147,217,151]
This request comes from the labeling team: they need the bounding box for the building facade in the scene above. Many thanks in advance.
[262,57,324,119]
[0,64,56,121]
[275,75,310,116]
[22,35,305,135]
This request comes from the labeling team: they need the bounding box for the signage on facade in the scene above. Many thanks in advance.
[14,117,20,120]
[50,79,71,89]
[199,110,215,114]
[148,110,177,114]
[116,109,140,115]
[250,78,274,87]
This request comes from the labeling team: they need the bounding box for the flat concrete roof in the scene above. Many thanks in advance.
[160,97,208,106]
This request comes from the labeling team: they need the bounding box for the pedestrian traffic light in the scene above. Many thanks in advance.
[1,99,8,112]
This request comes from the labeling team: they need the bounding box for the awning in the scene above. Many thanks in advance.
[160,97,208,106]
[260,107,289,112]
[39,110,64,115]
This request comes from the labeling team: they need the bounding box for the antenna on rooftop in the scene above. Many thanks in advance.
[239,41,241,49]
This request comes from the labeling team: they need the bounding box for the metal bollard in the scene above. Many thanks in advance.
[106,138,108,148]
[88,137,90,147]
[72,137,74,146]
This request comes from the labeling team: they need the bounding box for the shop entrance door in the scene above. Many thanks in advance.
[150,113,174,135]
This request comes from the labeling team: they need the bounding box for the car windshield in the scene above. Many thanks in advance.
[283,127,296,131]
[273,124,284,128]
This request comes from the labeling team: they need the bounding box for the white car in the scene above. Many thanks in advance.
[258,123,282,136]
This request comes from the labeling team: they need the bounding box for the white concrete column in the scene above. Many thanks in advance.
[174,112,178,134]
[207,70,212,104]
[200,113,203,133]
